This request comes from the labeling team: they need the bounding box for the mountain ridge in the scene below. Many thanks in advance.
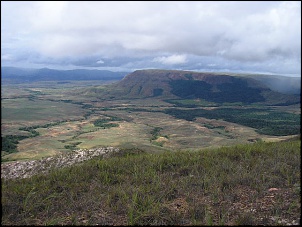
[98,69,300,105]
[1,66,128,82]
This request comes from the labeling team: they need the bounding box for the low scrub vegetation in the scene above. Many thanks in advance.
[1,135,28,154]
[2,121,68,155]
[2,138,300,225]
[93,116,122,129]
[165,107,300,136]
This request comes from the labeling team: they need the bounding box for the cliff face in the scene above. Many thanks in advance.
[112,70,265,102]
[101,69,300,105]
[117,70,176,97]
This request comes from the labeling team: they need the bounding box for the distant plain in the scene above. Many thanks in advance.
[1,75,300,162]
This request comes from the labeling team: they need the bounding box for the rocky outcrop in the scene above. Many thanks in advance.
[1,147,119,180]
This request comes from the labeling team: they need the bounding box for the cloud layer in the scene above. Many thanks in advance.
[1,1,301,75]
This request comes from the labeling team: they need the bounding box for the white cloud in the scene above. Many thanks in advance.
[153,54,187,65]
[1,1,300,75]
[96,59,104,64]
[1,54,13,61]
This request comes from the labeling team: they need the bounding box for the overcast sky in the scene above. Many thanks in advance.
[1,1,301,76]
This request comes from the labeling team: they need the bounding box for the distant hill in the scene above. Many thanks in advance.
[92,69,300,105]
[1,67,128,83]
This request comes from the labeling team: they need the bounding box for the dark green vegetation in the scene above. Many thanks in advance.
[64,142,82,150]
[104,69,300,105]
[165,107,300,136]
[150,127,163,140]
[2,139,300,225]
[93,116,122,129]
[169,78,265,104]
[2,122,69,155]
[1,135,28,154]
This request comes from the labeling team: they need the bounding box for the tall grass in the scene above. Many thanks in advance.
[2,139,300,225]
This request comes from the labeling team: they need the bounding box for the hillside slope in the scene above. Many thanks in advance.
[90,69,300,105]
[2,139,300,225]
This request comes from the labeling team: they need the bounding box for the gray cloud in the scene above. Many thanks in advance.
[1,1,301,76]
[153,54,187,65]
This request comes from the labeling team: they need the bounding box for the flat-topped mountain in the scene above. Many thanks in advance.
[96,69,300,105]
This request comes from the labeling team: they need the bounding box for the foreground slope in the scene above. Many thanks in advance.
[2,138,300,225]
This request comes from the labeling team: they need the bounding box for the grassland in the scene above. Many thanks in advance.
[1,138,300,225]
[1,80,301,162]
[1,98,86,124]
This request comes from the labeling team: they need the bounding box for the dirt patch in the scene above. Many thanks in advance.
[165,197,189,215]
[155,136,168,142]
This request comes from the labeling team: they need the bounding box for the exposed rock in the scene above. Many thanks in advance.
[1,147,119,180]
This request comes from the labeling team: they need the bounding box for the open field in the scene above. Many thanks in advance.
[1,98,87,136]
[1,81,301,162]
[4,105,297,162]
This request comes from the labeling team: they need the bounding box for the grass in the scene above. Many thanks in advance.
[2,138,300,225]
[165,107,301,136]
[1,98,86,122]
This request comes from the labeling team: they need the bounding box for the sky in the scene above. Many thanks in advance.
[1,1,301,76]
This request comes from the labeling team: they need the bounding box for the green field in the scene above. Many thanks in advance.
[2,98,86,123]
